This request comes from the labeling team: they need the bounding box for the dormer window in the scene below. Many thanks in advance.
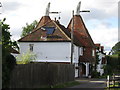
[41,27,55,35]
[29,44,34,52]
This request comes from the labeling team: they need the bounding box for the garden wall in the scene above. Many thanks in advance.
[10,63,75,88]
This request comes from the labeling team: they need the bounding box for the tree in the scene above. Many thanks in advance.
[21,20,38,37]
[109,41,120,55]
[1,18,19,88]
[111,41,120,55]
[104,41,120,75]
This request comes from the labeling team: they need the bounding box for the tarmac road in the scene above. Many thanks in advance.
[69,78,106,88]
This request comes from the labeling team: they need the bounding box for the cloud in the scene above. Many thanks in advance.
[88,23,118,53]
[0,0,118,54]
[1,1,23,13]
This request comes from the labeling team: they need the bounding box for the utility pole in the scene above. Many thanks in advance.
[71,10,74,64]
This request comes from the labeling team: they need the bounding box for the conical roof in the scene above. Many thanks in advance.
[34,16,51,31]
[67,15,95,48]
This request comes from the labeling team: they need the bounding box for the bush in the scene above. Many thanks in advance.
[91,71,100,78]
[16,51,36,64]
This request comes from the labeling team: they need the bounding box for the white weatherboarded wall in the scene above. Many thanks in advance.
[19,42,74,63]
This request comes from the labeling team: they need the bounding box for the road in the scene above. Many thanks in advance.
[69,78,106,88]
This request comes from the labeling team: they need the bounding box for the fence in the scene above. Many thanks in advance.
[10,63,75,88]
[107,74,120,88]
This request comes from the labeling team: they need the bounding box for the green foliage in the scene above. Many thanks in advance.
[1,18,18,88]
[104,41,120,75]
[16,51,37,64]
[112,41,120,55]
[21,20,38,37]
[1,18,19,51]
[91,70,100,78]
[104,55,120,75]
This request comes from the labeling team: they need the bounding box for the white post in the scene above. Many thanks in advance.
[86,63,89,77]
[107,75,110,88]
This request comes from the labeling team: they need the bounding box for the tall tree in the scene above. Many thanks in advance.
[111,41,120,55]
[105,41,120,75]
[1,18,19,88]
[21,20,38,37]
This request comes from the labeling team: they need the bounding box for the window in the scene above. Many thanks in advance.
[92,49,95,56]
[79,47,83,56]
[29,44,34,52]
[42,27,55,35]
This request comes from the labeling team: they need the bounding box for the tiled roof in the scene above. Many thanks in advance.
[67,15,95,48]
[79,56,95,63]
[18,20,71,42]
[34,16,51,31]
[74,30,93,47]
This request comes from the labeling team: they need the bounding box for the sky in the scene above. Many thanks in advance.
[0,0,119,54]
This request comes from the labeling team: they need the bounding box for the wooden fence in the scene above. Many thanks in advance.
[10,63,75,88]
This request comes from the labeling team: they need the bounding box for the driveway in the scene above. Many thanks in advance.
[69,78,106,88]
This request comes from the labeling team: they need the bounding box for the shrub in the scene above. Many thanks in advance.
[16,51,36,64]
[91,71,100,78]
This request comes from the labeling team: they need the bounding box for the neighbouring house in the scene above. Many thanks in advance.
[18,2,96,78]
[95,44,106,76]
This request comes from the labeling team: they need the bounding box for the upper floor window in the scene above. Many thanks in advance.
[79,47,83,56]
[92,49,95,56]
[29,44,34,52]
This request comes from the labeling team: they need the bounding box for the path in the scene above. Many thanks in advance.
[69,78,106,88]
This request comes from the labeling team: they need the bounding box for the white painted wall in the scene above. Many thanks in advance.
[73,45,79,63]
[19,42,74,62]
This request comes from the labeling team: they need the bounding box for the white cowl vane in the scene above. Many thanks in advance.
[75,1,81,15]
[45,2,50,16]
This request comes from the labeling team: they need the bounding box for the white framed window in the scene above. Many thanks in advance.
[92,49,95,56]
[79,47,83,56]
[29,44,34,52]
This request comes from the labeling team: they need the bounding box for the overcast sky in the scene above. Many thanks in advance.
[0,0,119,54]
